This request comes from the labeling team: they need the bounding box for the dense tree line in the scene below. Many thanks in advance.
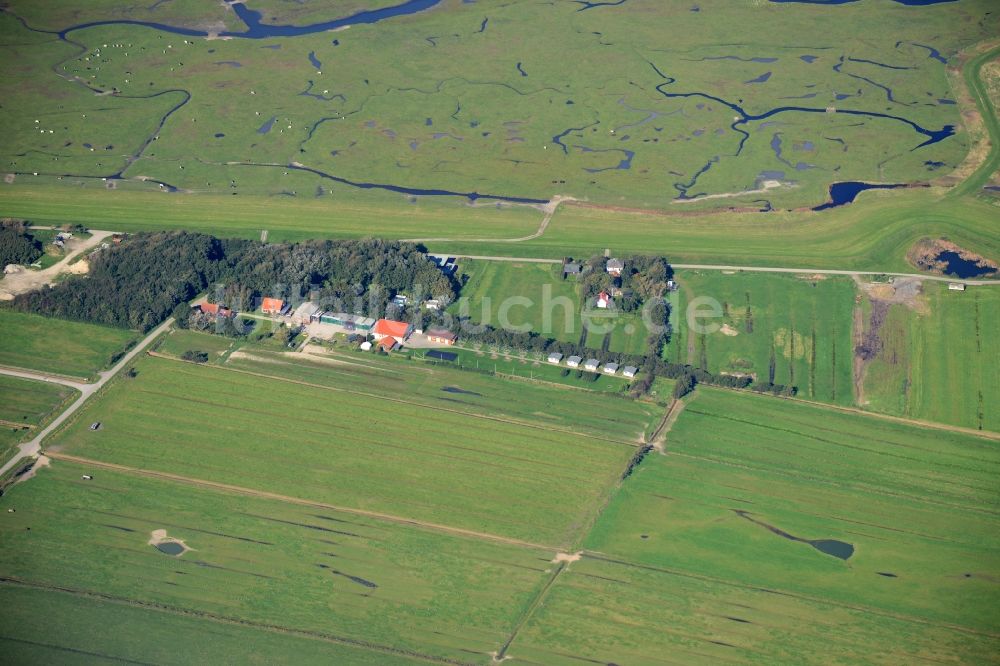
[8,231,458,333]
[11,232,230,331]
[0,220,43,266]
[208,237,456,319]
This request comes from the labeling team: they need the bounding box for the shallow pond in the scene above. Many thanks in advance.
[155,541,185,556]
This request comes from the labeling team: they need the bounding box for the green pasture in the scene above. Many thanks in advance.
[510,553,998,665]
[45,354,639,547]
[669,270,855,404]
[155,327,235,362]
[0,182,542,245]
[580,389,1000,641]
[0,585,425,666]
[0,375,77,462]
[0,459,552,664]
[0,310,137,379]
[1,0,994,210]
[223,344,661,433]
[454,259,582,343]
[862,281,1000,432]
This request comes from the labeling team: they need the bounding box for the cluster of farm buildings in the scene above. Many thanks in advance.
[194,296,457,353]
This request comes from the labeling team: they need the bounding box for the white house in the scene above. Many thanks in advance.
[547,352,563,364]
[622,366,638,379]
[584,359,600,372]
[603,363,619,375]
[596,291,612,309]
[566,355,582,368]
[606,258,624,276]
[948,283,966,291]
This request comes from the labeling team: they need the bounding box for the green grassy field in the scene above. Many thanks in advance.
[506,388,1000,663]
[154,327,235,363]
[0,310,137,379]
[222,344,662,430]
[0,183,543,245]
[454,260,582,343]
[45,354,649,547]
[1,1,994,211]
[0,375,77,463]
[862,281,1000,431]
[0,459,552,664]
[0,585,426,666]
[668,270,856,404]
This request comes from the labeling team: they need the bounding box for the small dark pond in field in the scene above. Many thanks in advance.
[935,251,998,279]
[257,116,277,134]
[442,386,482,396]
[155,541,185,556]
[809,539,854,560]
[735,510,854,560]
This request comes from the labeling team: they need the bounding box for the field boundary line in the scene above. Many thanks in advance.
[578,553,1000,641]
[492,561,569,662]
[45,452,558,552]
[706,385,1000,442]
[0,577,470,666]
[150,352,640,449]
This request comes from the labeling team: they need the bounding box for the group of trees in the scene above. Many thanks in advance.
[573,254,674,313]
[0,219,43,267]
[207,238,458,318]
[12,232,231,331]
[9,231,458,334]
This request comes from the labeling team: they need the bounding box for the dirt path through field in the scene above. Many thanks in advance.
[44,452,557,552]
[401,195,575,244]
[649,398,687,453]
[852,303,866,406]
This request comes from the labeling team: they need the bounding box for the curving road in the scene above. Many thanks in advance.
[0,318,173,478]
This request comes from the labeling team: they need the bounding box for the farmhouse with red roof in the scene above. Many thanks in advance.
[372,319,413,345]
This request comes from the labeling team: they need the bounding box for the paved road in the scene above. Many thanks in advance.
[454,255,1000,286]
[0,318,174,478]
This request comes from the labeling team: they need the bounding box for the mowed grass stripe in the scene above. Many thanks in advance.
[0,461,557,662]
[47,356,634,547]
